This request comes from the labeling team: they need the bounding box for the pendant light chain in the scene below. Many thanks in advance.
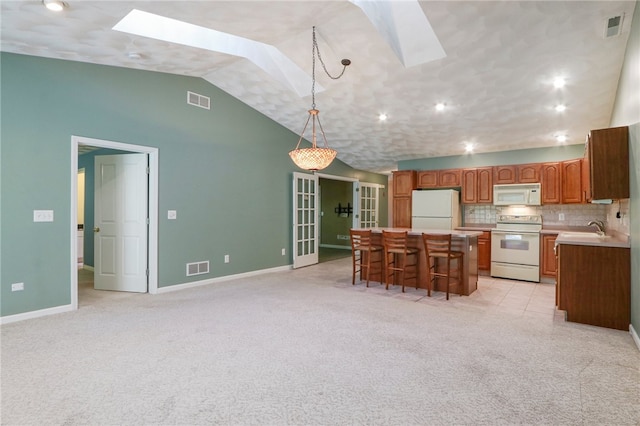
[311,26,350,109]
[289,26,351,172]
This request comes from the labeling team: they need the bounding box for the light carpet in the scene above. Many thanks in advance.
[1,257,639,425]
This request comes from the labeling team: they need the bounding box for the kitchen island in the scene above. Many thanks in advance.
[354,228,482,296]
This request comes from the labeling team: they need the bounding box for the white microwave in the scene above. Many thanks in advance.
[493,183,542,206]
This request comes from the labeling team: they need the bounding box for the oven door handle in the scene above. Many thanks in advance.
[492,230,540,236]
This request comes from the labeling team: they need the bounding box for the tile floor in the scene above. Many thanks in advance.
[338,272,563,322]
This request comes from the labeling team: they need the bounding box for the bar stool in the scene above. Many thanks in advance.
[349,229,383,287]
[422,233,463,300]
[382,230,419,292]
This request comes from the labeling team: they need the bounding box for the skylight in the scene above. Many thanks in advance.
[112,9,315,97]
[349,0,446,67]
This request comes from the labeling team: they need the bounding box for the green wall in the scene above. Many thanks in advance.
[609,1,639,338]
[0,53,388,317]
[319,178,353,248]
[398,144,585,171]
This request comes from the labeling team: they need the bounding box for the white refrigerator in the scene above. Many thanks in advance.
[411,189,461,229]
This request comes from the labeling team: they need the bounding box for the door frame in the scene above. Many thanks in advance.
[70,135,159,310]
[315,173,360,233]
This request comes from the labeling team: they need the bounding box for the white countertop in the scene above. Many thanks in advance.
[365,227,483,238]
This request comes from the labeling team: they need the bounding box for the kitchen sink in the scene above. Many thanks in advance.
[559,231,610,239]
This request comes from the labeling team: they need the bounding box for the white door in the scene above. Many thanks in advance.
[94,154,148,292]
[358,183,380,228]
[293,172,319,268]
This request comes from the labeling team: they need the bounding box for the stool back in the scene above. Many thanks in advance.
[423,233,453,256]
[350,229,373,251]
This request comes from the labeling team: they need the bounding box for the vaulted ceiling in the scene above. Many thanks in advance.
[1,1,636,172]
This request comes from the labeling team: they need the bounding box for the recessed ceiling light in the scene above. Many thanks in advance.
[127,52,142,60]
[435,103,445,111]
[555,104,566,112]
[378,113,388,121]
[43,0,66,12]
[465,143,474,153]
[556,135,567,143]
[553,77,566,88]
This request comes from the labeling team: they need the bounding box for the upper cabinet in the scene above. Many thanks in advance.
[493,165,517,184]
[393,170,416,197]
[494,164,540,184]
[517,163,541,183]
[462,167,492,204]
[416,170,438,188]
[541,162,561,204]
[392,170,416,228]
[561,159,583,204]
[417,169,461,188]
[584,126,629,201]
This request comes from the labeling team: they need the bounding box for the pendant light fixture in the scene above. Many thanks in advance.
[289,26,351,171]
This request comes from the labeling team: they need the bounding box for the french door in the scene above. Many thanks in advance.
[292,172,319,268]
[358,183,380,228]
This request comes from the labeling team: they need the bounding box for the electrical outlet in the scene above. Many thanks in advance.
[33,210,54,222]
[11,282,24,292]
[167,210,177,220]
[224,254,230,263]
[559,213,565,221]
[281,248,286,256]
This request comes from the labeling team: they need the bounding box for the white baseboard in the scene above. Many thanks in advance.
[83,265,95,272]
[0,304,74,325]
[156,264,292,294]
[630,324,640,352]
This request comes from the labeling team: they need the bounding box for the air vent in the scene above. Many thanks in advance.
[187,91,210,110]
[604,14,624,38]
[186,261,209,276]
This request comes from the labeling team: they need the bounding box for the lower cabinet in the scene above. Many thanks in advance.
[540,234,558,278]
[557,244,630,330]
[478,231,491,272]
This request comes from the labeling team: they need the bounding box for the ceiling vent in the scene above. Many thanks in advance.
[187,91,210,110]
[604,14,624,38]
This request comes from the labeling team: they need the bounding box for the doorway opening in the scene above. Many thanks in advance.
[70,136,159,311]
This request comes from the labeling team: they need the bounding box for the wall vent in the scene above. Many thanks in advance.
[604,14,624,38]
[187,91,211,110]
[186,261,210,276]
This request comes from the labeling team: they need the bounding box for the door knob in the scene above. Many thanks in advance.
[93,227,100,233]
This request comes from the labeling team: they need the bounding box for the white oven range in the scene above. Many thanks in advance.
[491,215,542,282]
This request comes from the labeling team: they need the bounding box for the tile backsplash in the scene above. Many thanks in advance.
[463,204,609,228]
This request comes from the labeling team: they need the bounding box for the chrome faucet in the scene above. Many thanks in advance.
[587,220,605,236]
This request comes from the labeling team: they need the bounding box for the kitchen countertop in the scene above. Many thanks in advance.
[555,230,630,248]
[457,223,630,248]
[368,227,483,239]
[456,223,495,231]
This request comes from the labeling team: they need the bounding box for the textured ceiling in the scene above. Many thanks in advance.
[1,0,636,173]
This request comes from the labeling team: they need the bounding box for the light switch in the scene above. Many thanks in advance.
[33,210,54,222]
[168,210,177,220]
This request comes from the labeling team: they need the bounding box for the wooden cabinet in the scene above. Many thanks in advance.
[462,167,492,204]
[438,169,462,187]
[392,171,416,228]
[584,126,629,200]
[517,163,541,183]
[416,170,438,188]
[393,170,416,196]
[477,231,491,271]
[417,169,461,188]
[493,165,517,184]
[557,243,630,330]
[561,159,583,204]
[541,162,561,204]
[392,197,413,228]
[540,234,558,277]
